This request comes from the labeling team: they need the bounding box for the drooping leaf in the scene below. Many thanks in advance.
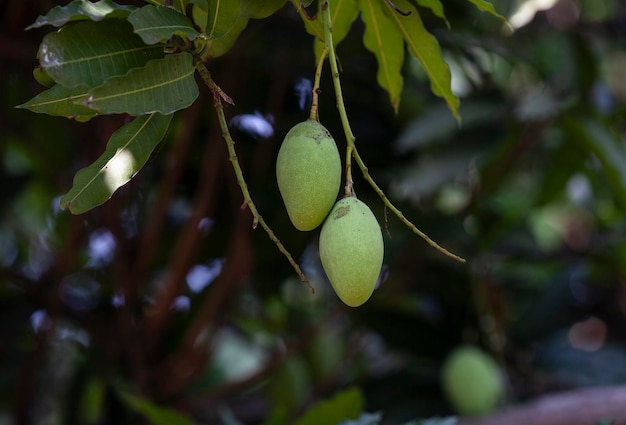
[128,4,200,45]
[294,387,364,425]
[117,390,194,425]
[205,0,241,38]
[359,0,405,114]
[84,53,198,115]
[465,0,506,21]
[240,0,287,18]
[384,0,460,121]
[562,116,626,209]
[415,0,449,27]
[26,0,135,29]
[38,19,164,88]
[16,84,97,119]
[313,0,359,59]
[201,17,250,59]
[60,113,173,214]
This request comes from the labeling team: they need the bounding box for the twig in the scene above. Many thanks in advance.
[194,58,314,293]
[321,1,465,263]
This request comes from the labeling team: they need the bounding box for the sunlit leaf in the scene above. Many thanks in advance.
[118,390,194,425]
[128,4,200,45]
[84,53,198,115]
[465,0,506,21]
[16,84,97,119]
[384,0,460,121]
[60,113,173,214]
[313,0,359,59]
[205,0,241,38]
[562,116,626,209]
[240,0,287,18]
[359,0,404,114]
[38,19,164,88]
[26,0,135,29]
[294,387,364,425]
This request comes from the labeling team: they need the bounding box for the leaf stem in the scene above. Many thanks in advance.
[321,1,465,263]
[194,58,315,292]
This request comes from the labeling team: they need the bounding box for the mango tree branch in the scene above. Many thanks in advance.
[460,385,626,425]
[321,1,465,263]
[195,58,314,293]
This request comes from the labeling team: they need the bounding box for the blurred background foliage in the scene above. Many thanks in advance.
[1,0,626,424]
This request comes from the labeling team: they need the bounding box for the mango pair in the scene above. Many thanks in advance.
[276,120,383,307]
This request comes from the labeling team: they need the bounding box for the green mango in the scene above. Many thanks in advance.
[276,120,341,231]
[442,345,504,416]
[319,197,384,307]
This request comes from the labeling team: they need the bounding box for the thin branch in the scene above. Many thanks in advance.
[321,1,465,263]
[321,1,355,198]
[194,58,314,293]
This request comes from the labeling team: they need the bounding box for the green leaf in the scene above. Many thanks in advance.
[465,0,506,21]
[117,390,194,425]
[202,17,250,59]
[240,0,287,18]
[16,84,97,119]
[38,19,164,88]
[562,116,626,209]
[384,0,460,121]
[359,0,405,114]
[314,0,359,59]
[294,387,364,425]
[205,0,241,38]
[415,0,449,27]
[60,113,173,214]
[128,5,200,45]
[84,53,198,115]
[26,0,135,29]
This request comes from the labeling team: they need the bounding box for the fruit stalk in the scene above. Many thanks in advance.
[321,0,356,198]
[309,47,328,122]
[321,1,465,264]
[195,58,314,292]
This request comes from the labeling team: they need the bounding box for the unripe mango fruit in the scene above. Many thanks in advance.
[319,197,384,307]
[441,345,504,416]
[276,120,341,231]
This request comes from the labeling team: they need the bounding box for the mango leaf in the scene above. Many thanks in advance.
[84,53,198,115]
[26,0,135,29]
[38,19,164,88]
[384,0,460,121]
[128,5,200,45]
[201,17,249,59]
[562,116,626,209]
[294,387,364,425]
[117,390,194,425]
[16,84,97,119]
[415,0,448,27]
[298,2,324,41]
[205,0,241,38]
[60,113,173,214]
[314,0,359,59]
[359,0,404,114]
[465,0,506,21]
[240,0,287,18]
